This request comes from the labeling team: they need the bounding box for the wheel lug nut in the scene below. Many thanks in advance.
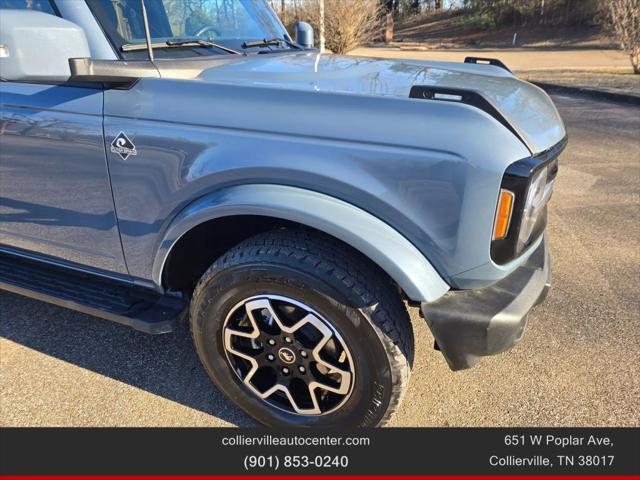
[300,350,308,358]
[282,367,290,375]
[268,339,276,346]
[267,354,275,361]
[298,365,306,374]
[284,337,292,343]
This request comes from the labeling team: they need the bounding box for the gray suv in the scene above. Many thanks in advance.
[0,0,565,427]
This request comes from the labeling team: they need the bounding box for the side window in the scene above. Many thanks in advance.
[0,0,56,14]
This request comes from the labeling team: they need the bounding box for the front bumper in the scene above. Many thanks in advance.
[421,236,550,371]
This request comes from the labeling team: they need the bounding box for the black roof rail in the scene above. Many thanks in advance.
[464,56,511,73]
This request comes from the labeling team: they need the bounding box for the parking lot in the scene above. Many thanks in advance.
[1,94,638,427]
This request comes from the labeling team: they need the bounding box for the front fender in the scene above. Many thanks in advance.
[153,184,450,302]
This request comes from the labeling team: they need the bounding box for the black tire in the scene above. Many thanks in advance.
[190,228,414,427]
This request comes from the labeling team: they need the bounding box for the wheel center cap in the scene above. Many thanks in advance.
[278,347,296,364]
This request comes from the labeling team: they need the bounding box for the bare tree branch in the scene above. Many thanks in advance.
[608,0,640,73]
[298,0,382,53]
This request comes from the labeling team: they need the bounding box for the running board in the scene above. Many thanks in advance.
[0,253,185,334]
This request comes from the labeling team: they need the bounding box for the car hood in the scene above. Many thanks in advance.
[193,52,565,155]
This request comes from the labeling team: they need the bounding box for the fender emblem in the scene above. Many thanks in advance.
[110,131,137,160]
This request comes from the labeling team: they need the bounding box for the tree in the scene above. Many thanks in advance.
[381,0,398,41]
[319,0,325,52]
[608,0,640,74]
[298,0,382,53]
[382,0,399,14]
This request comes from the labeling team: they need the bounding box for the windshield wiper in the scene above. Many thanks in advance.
[241,38,302,50]
[166,39,243,54]
[122,39,242,55]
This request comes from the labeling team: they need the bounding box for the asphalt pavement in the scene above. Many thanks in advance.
[1,94,638,427]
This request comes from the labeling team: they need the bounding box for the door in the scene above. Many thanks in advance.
[0,82,127,274]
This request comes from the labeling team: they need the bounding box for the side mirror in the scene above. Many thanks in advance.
[295,21,314,49]
[0,10,91,82]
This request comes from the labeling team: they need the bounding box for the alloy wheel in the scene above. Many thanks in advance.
[222,295,355,415]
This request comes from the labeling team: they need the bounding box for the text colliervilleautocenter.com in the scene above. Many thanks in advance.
[221,433,371,447]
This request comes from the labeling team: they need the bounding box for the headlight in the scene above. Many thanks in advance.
[518,166,548,246]
[490,138,565,265]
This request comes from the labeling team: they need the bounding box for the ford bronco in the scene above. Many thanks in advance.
[0,0,565,427]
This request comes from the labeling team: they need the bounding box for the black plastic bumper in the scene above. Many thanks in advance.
[421,237,550,371]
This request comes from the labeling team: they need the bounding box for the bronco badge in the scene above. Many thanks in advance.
[277,347,296,364]
[110,132,137,160]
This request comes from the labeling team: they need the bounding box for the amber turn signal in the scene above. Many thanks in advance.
[492,189,515,240]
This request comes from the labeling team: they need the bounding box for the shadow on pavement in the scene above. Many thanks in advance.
[0,290,255,426]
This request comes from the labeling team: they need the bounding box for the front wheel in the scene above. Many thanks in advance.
[190,228,414,427]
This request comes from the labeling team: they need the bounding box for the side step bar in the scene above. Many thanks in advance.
[0,252,186,334]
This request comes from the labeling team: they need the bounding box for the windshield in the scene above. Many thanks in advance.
[87,0,290,58]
